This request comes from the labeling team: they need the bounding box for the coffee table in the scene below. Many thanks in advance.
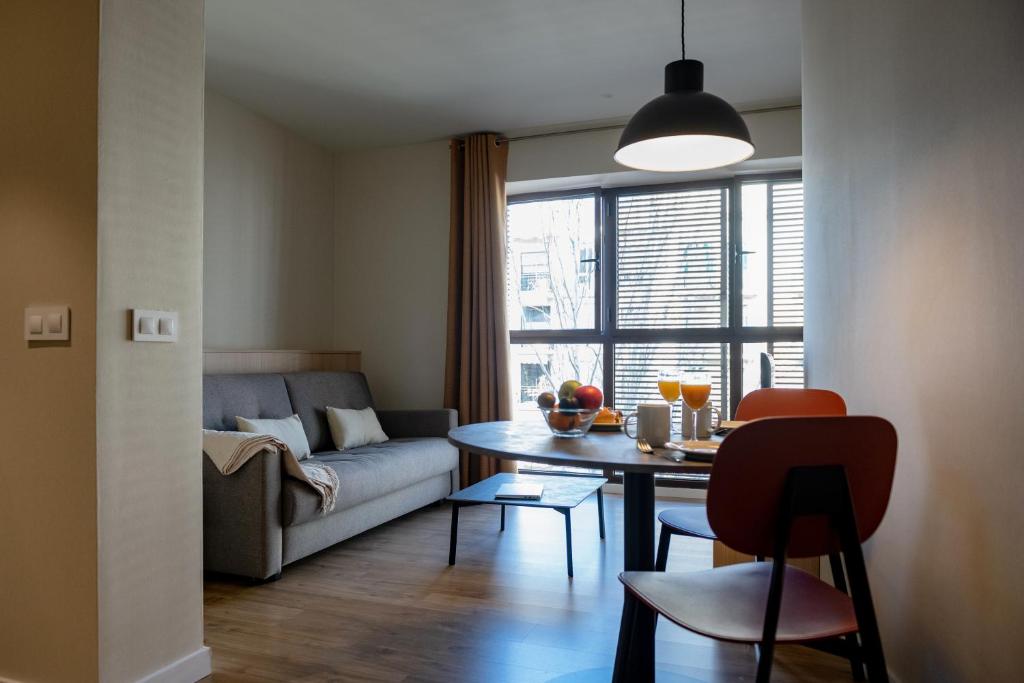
[449,420,713,683]
[446,472,607,577]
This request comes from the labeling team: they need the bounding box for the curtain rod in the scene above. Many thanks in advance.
[501,103,801,143]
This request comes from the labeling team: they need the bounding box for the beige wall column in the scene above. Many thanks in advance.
[803,1,1024,680]
[97,1,208,682]
[0,1,208,681]
[0,2,101,680]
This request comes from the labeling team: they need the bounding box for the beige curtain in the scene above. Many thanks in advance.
[444,133,514,488]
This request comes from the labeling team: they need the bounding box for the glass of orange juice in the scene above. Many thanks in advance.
[681,373,712,444]
[657,369,681,404]
[657,370,681,434]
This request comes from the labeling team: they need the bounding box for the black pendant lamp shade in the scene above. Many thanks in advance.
[614,2,754,172]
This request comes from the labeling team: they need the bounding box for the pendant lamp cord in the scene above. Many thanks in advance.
[680,0,686,59]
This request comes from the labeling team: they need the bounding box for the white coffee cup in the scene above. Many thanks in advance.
[624,403,672,448]
[681,401,722,439]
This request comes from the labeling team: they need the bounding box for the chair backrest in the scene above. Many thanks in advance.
[706,416,897,558]
[735,388,847,421]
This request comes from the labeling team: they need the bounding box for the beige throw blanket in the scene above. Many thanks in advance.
[203,430,339,515]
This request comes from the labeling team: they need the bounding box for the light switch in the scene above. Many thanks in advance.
[25,306,69,341]
[132,309,178,342]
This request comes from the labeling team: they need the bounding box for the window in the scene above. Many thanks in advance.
[522,305,551,326]
[506,193,598,333]
[519,361,549,403]
[506,175,804,481]
[519,252,548,291]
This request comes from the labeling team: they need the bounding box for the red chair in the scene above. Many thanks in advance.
[617,416,897,682]
[656,388,848,571]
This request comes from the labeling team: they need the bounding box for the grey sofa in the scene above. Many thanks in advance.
[202,371,458,580]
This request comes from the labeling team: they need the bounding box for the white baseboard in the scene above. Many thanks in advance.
[136,646,211,683]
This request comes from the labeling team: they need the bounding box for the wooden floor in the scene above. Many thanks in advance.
[203,493,853,682]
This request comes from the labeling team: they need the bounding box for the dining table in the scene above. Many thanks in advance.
[448,420,722,683]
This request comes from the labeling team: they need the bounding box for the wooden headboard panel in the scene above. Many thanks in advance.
[203,350,361,374]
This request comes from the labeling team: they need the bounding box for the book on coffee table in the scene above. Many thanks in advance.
[494,483,544,500]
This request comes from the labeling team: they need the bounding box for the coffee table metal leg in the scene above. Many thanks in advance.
[448,503,459,565]
[557,507,574,577]
[500,504,506,531]
[613,472,656,683]
[597,486,606,540]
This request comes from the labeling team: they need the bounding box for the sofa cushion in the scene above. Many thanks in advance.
[283,372,375,453]
[326,406,388,450]
[203,373,294,431]
[236,414,312,460]
[282,438,457,527]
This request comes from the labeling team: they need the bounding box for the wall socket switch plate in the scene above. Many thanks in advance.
[132,309,178,343]
[25,306,69,341]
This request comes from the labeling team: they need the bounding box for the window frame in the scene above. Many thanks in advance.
[507,171,804,485]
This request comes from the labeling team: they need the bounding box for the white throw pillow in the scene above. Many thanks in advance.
[326,406,389,450]
[236,414,312,460]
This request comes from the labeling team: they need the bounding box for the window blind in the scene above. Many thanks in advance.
[613,342,728,419]
[616,188,727,329]
[771,341,805,388]
[770,182,804,326]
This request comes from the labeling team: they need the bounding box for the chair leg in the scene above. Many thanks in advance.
[756,556,786,683]
[555,508,573,577]
[655,524,672,571]
[757,472,796,683]
[829,552,866,681]
[829,552,848,592]
[500,504,506,531]
[842,543,889,681]
[448,503,459,565]
[597,487,606,540]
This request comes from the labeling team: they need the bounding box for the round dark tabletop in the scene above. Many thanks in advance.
[448,420,714,474]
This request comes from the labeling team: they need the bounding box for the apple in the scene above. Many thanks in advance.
[536,391,556,408]
[573,385,604,410]
[558,379,582,400]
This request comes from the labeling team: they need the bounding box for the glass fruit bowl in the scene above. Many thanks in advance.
[539,407,601,438]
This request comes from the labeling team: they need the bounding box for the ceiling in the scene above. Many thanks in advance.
[205,0,801,150]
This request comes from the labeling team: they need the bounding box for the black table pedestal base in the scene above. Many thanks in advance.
[612,472,656,683]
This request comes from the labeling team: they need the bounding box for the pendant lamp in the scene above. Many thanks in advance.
[614,0,755,172]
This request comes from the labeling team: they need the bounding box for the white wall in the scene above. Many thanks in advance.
[507,107,801,187]
[333,141,450,408]
[803,1,1024,681]
[204,89,335,350]
[97,1,209,681]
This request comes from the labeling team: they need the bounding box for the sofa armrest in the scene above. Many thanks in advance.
[376,409,458,439]
[202,449,283,580]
